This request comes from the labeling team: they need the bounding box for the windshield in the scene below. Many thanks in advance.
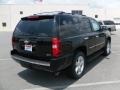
[15,19,54,37]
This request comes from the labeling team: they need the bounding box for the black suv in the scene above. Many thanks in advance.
[11,12,111,79]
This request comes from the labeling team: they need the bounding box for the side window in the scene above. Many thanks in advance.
[79,18,92,33]
[103,21,115,25]
[72,16,92,34]
[91,19,100,31]
[72,16,81,32]
[59,15,78,38]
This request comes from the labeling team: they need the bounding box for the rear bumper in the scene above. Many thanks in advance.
[11,50,73,72]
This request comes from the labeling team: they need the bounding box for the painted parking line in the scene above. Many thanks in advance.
[24,80,120,90]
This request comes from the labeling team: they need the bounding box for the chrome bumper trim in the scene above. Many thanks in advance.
[11,55,50,67]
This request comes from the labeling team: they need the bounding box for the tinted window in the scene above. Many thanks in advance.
[78,17,91,33]
[91,19,100,31]
[15,19,54,37]
[103,21,115,25]
[58,15,92,38]
[59,15,78,38]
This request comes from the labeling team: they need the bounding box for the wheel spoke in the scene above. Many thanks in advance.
[107,42,111,54]
[75,67,79,73]
[75,56,84,75]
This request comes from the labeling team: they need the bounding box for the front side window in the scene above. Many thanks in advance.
[91,19,100,31]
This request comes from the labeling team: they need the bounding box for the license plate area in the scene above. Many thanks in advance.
[24,45,32,52]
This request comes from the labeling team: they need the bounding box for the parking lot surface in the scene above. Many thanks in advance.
[0,30,120,90]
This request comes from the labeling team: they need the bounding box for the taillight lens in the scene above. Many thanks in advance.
[52,38,61,58]
[12,36,16,48]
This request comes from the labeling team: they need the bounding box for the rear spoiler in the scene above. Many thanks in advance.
[21,15,54,20]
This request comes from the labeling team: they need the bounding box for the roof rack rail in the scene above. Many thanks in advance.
[77,14,86,16]
[71,14,87,16]
[34,11,66,15]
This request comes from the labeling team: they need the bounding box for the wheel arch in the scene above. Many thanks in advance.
[74,46,87,56]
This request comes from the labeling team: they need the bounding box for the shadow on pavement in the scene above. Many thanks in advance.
[18,55,108,89]
[84,55,107,75]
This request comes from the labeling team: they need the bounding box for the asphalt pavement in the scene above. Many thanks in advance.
[0,30,120,90]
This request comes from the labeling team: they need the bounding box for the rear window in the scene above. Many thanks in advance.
[103,21,115,25]
[15,17,55,37]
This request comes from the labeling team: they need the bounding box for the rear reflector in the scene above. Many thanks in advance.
[52,38,61,58]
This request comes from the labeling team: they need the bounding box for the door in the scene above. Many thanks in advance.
[85,32,99,55]
[76,17,98,55]
[90,19,106,52]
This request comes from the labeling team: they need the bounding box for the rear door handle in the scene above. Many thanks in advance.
[84,37,89,40]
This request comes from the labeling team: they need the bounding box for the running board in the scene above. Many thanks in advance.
[87,50,104,62]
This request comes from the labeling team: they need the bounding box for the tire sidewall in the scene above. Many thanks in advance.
[70,52,86,79]
[104,40,111,56]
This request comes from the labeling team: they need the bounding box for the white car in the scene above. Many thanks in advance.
[98,20,116,31]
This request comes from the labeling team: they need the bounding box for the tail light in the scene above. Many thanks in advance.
[52,37,62,58]
[12,36,16,48]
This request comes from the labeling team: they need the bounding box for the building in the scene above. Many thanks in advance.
[0,4,120,31]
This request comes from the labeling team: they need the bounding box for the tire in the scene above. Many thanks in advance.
[67,52,86,79]
[103,40,111,56]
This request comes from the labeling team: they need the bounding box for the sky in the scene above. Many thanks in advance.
[0,0,120,8]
